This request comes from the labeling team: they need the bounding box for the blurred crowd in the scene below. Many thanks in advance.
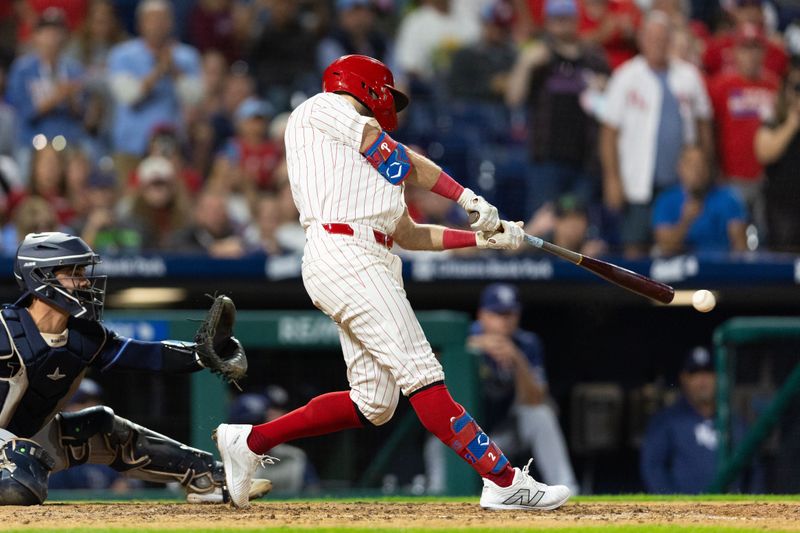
[0,0,799,258]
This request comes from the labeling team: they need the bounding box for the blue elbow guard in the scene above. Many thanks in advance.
[362,131,412,185]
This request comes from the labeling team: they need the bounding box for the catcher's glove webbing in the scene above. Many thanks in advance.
[195,294,247,386]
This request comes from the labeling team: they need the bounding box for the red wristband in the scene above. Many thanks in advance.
[443,229,477,249]
[431,170,464,201]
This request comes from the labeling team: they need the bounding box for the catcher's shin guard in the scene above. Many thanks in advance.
[58,406,221,493]
[0,438,55,505]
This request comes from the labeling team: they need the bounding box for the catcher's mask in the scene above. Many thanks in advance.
[14,232,107,320]
[322,54,409,132]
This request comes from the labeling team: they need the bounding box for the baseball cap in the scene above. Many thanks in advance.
[137,156,174,185]
[734,23,767,47]
[480,283,521,314]
[228,393,270,425]
[37,7,68,30]
[336,0,372,11]
[235,98,274,123]
[682,346,714,373]
[545,0,578,18]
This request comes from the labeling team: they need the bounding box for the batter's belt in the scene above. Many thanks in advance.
[321,223,394,249]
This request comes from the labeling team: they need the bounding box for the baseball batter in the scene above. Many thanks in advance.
[215,55,571,511]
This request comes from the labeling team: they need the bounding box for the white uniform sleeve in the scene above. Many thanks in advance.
[308,95,374,150]
[601,68,626,128]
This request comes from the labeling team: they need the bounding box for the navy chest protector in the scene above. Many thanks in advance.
[0,306,106,437]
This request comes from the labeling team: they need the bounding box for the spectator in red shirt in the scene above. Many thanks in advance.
[219,97,283,192]
[578,0,641,70]
[703,0,788,78]
[708,23,779,232]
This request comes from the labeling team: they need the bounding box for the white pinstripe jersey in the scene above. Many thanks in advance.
[284,92,406,235]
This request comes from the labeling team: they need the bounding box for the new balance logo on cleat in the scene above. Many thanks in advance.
[502,489,545,507]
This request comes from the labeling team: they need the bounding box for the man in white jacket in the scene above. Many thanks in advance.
[599,10,712,258]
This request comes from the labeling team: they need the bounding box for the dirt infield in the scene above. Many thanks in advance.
[4,500,800,531]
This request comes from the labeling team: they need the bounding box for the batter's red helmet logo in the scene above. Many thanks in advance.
[322,54,409,132]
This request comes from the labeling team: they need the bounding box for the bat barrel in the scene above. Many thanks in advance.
[580,256,675,304]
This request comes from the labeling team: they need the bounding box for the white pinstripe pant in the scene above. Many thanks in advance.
[302,225,445,425]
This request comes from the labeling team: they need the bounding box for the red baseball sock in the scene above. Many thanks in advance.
[409,383,516,488]
[246,391,363,454]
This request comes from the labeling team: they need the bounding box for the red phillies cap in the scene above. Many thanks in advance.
[734,23,767,47]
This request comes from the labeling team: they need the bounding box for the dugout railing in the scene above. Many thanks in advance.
[711,317,800,492]
[97,309,481,497]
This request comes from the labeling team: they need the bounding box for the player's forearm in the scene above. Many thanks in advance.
[99,336,202,373]
[393,214,477,251]
[406,149,445,190]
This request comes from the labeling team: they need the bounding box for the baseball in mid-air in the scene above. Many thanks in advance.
[692,290,716,313]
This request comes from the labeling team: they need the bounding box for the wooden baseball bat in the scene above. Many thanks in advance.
[468,212,674,304]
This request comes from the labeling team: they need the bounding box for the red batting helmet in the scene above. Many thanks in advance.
[322,55,409,132]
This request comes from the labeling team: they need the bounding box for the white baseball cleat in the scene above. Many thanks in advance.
[213,423,277,508]
[479,459,571,511]
[186,478,273,504]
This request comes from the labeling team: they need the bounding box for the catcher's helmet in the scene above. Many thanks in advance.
[14,232,106,320]
[322,54,409,132]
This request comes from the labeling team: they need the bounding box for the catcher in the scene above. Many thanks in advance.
[0,232,266,505]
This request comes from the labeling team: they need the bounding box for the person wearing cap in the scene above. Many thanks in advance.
[217,97,282,191]
[228,390,319,494]
[652,145,747,255]
[600,10,712,258]
[427,283,578,494]
[107,0,202,181]
[640,347,761,494]
[703,0,789,78]
[755,56,800,251]
[446,0,517,102]
[708,22,780,236]
[317,0,390,75]
[6,7,86,176]
[507,0,609,218]
[117,156,190,251]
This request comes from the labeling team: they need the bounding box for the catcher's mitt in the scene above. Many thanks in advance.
[195,294,247,384]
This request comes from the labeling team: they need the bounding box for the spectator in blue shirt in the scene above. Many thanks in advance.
[640,347,762,494]
[107,0,202,181]
[653,146,748,255]
[425,284,578,494]
[6,8,86,176]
